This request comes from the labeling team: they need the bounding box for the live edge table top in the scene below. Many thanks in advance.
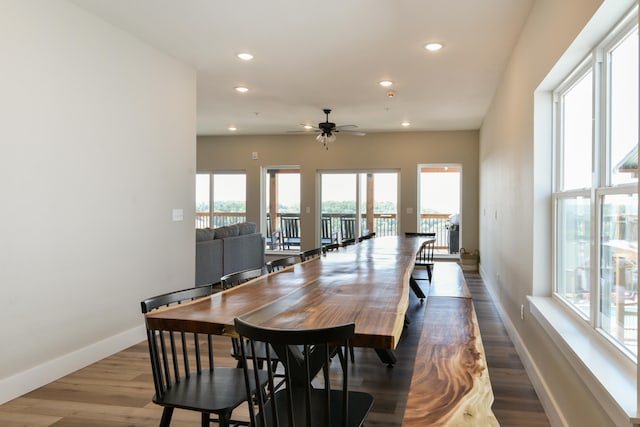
[145,236,424,349]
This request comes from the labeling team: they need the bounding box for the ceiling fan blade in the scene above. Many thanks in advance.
[287,130,320,134]
[334,124,358,131]
[335,130,366,136]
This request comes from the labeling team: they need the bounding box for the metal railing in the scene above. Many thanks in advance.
[196,212,246,229]
[419,213,454,249]
[197,211,455,251]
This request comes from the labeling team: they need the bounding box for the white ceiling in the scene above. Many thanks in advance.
[72,0,533,136]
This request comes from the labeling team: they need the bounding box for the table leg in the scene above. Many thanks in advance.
[374,348,397,367]
[410,275,426,301]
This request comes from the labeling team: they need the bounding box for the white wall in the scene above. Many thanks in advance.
[479,0,636,425]
[0,0,196,403]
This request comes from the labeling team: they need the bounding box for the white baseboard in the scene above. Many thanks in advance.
[0,325,146,405]
[478,264,568,427]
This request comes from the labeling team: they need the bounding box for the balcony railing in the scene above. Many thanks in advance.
[419,213,455,250]
[196,212,246,229]
[197,211,455,251]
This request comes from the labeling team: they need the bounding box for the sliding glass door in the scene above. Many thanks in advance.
[263,167,300,251]
[418,165,461,254]
[320,171,398,243]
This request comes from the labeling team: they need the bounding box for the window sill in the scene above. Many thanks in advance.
[527,296,638,425]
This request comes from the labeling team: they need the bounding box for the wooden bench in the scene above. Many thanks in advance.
[403,262,499,426]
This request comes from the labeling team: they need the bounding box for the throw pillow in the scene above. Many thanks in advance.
[238,222,257,235]
[196,228,215,241]
[215,224,240,239]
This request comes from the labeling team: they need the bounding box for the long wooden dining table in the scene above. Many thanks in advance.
[145,236,424,352]
[145,235,499,425]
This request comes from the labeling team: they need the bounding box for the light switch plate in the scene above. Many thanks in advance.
[172,208,184,222]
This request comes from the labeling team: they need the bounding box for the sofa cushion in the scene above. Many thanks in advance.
[195,238,224,286]
[215,224,240,239]
[196,228,216,241]
[222,233,265,276]
[238,222,257,235]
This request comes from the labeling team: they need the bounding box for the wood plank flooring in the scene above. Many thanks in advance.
[0,268,549,426]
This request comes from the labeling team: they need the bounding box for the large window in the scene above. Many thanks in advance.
[195,172,246,228]
[553,9,638,358]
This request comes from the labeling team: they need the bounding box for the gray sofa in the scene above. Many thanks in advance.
[195,222,265,286]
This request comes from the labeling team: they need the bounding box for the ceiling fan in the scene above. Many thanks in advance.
[292,109,366,149]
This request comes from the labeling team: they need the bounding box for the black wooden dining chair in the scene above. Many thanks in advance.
[322,242,340,253]
[234,318,374,427]
[341,238,358,247]
[266,256,297,273]
[141,286,268,427]
[415,238,435,282]
[220,267,283,374]
[220,267,265,290]
[299,247,322,262]
[404,232,436,302]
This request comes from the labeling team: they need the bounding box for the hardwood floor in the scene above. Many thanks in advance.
[465,272,551,427]
[0,269,549,426]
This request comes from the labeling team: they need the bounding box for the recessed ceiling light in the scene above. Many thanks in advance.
[303,125,313,130]
[234,86,249,93]
[401,121,411,127]
[236,52,254,61]
[424,42,443,51]
[378,80,393,87]
[228,126,237,131]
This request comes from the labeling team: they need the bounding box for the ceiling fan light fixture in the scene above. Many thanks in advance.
[316,132,336,149]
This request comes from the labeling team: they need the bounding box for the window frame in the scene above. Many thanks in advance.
[551,7,638,362]
[195,171,247,229]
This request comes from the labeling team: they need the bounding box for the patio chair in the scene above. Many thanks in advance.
[280,216,301,250]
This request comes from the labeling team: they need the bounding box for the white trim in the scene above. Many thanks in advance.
[479,264,568,427]
[0,325,146,405]
[528,295,638,425]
